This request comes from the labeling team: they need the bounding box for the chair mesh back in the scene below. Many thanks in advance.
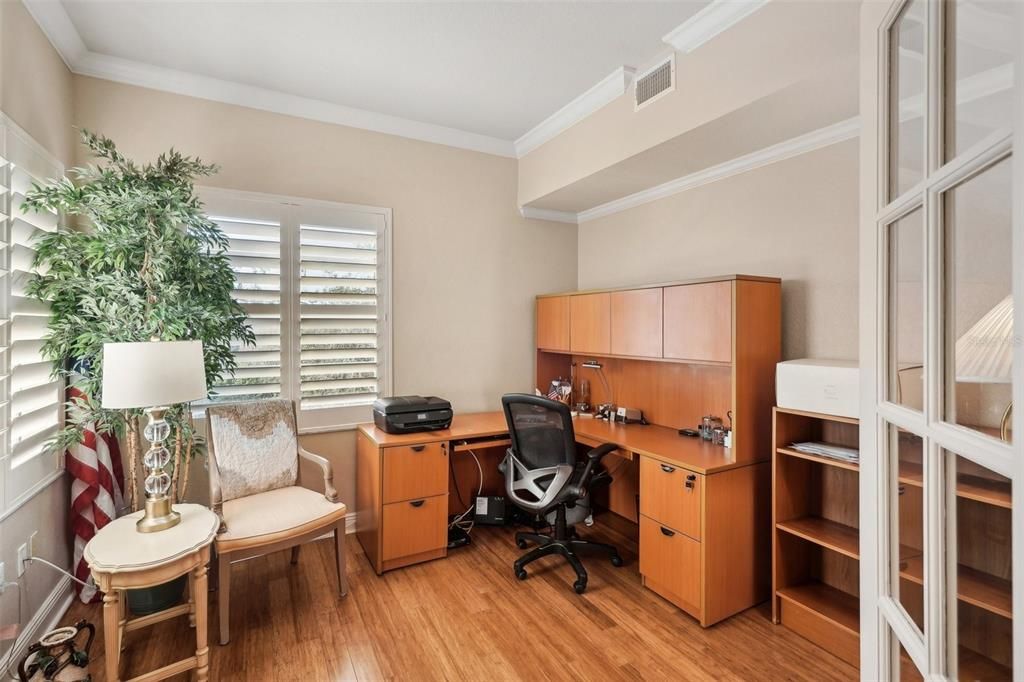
[501,394,577,470]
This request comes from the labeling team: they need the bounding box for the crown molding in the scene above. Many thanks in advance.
[21,0,516,158]
[518,206,578,225]
[514,66,636,158]
[577,116,860,223]
[662,0,769,54]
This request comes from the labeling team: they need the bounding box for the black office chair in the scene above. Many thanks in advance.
[499,393,623,594]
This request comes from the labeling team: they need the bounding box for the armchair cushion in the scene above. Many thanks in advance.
[207,400,299,503]
[216,486,347,553]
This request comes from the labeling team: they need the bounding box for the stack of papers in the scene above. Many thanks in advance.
[790,441,859,464]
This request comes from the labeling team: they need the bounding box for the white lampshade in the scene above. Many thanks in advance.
[955,295,1014,383]
[101,341,208,409]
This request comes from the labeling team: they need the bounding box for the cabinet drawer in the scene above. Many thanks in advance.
[382,494,448,561]
[383,441,448,503]
[639,456,702,540]
[639,515,701,615]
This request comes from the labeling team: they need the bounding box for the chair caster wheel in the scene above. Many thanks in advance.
[515,568,528,580]
[573,580,587,594]
[610,554,624,567]
[516,539,528,549]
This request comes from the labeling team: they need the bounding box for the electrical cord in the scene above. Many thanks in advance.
[448,448,483,535]
[24,557,91,588]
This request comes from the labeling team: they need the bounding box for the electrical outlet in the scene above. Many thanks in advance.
[17,543,28,577]
[0,561,5,593]
[27,531,38,559]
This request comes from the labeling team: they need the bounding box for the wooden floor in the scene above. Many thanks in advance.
[61,518,856,681]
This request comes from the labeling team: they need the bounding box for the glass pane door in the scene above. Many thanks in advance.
[866,0,1019,678]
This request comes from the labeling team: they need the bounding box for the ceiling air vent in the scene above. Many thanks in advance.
[634,55,675,110]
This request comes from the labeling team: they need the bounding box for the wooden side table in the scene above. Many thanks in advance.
[84,503,219,682]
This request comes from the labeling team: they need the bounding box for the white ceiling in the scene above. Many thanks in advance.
[59,1,707,143]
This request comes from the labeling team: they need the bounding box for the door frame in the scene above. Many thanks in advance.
[859,0,1024,678]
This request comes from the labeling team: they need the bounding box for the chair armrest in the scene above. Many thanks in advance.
[567,442,620,499]
[298,447,339,503]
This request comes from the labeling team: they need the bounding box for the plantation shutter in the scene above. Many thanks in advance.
[206,213,283,403]
[199,188,389,431]
[298,223,379,411]
[0,119,64,513]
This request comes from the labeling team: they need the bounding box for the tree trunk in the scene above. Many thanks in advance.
[125,415,140,512]
[171,426,182,504]
[179,438,193,502]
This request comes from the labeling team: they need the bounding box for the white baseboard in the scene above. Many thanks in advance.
[1,575,73,676]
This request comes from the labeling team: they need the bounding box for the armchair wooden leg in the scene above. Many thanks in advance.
[334,524,348,597]
[290,545,301,565]
[218,552,231,646]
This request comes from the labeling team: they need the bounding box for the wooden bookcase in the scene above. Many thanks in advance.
[772,407,1014,678]
[772,407,861,667]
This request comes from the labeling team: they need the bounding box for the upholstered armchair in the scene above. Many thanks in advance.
[206,400,348,645]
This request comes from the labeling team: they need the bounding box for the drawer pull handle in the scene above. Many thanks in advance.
[685,474,696,491]
[660,464,675,473]
[410,499,426,508]
[660,526,675,537]
[410,445,426,452]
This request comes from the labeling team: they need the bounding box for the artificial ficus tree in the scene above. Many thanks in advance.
[22,130,253,509]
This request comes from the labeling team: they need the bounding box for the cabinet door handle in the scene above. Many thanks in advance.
[410,445,426,452]
[660,464,675,473]
[660,527,675,537]
[410,499,426,508]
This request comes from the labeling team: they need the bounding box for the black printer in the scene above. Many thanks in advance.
[372,395,453,434]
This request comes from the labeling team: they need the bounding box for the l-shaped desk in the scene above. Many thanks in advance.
[356,411,770,627]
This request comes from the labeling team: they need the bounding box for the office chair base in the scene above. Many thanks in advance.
[512,531,622,594]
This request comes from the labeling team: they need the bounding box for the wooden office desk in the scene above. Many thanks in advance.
[356,412,770,627]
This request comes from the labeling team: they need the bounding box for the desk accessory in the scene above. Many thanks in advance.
[678,428,700,437]
[102,341,207,533]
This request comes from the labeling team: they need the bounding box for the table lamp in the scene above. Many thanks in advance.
[101,340,208,532]
[955,294,1013,441]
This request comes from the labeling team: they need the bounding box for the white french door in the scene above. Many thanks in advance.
[860,0,1022,679]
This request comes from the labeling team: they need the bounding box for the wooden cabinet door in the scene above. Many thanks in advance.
[570,293,610,355]
[536,296,570,351]
[663,282,732,362]
[639,515,701,616]
[610,288,663,358]
[639,456,702,540]
[382,495,447,561]
[382,442,448,503]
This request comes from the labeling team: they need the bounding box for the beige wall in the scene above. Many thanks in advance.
[72,76,578,509]
[0,1,76,164]
[517,0,860,207]
[577,139,861,361]
[0,0,76,663]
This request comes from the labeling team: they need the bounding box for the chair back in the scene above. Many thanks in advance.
[206,400,299,503]
[501,394,577,471]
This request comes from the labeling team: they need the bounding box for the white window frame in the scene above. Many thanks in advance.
[198,187,393,433]
[0,113,65,520]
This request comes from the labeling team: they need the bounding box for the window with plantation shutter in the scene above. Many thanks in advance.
[1,116,64,515]
[199,188,391,431]
[210,215,283,403]
[299,223,379,411]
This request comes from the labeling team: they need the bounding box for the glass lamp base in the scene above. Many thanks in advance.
[136,496,181,533]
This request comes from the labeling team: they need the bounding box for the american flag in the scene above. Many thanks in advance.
[64,366,124,603]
